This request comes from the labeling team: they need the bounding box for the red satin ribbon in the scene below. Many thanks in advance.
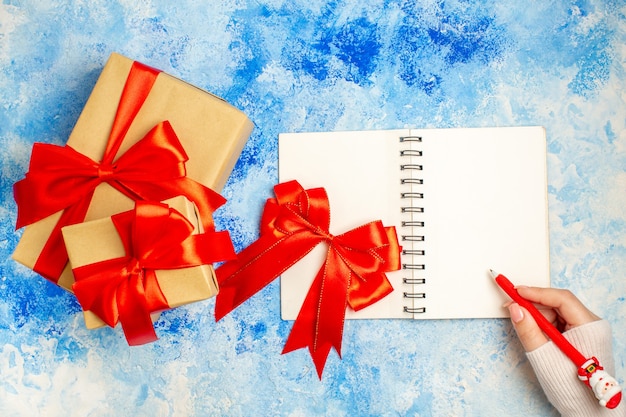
[215,180,401,378]
[72,200,236,346]
[13,60,225,282]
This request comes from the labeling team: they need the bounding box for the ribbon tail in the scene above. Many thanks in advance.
[139,229,236,270]
[310,344,333,380]
[33,190,95,282]
[168,178,226,231]
[282,250,349,379]
[214,233,321,321]
[187,231,236,264]
[119,177,226,231]
[117,271,159,346]
[281,268,332,379]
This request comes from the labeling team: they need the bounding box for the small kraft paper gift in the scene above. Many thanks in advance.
[13,52,254,291]
[62,196,235,345]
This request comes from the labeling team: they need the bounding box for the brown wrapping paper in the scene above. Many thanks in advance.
[13,52,253,291]
[61,196,217,329]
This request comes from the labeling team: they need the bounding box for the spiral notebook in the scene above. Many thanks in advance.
[278,126,550,320]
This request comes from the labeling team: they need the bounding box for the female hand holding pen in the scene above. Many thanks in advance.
[507,286,600,351]
[505,285,624,416]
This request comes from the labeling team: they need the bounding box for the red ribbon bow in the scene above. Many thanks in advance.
[13,60,225,282]
[215,180,401,378]
[72,200,236,346]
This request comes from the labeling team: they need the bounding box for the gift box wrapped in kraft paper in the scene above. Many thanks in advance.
[61,196,235,345]
[13,52,254,291]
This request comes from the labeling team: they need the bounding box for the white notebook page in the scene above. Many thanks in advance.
[278,127,550,320]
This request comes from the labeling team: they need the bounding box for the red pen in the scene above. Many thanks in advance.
[491,270,622,409]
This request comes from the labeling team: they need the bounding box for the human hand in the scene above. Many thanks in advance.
[507,286,601,352]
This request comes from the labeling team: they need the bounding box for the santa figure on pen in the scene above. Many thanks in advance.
[578,357,623,409]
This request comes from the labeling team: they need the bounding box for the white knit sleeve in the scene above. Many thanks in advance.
[526,320,624,417]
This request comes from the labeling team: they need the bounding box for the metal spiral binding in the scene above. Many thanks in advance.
[401,192,424,198]
[401,178,423,184]
[403,264,425,270]
[400,149,423,157]
[404,306,427,314]
[403,292,426,298]
[400,164,423,171]
[399,134,426,315]
[402,235,424,242]
[402,221,425,227]
[401,206,424,213]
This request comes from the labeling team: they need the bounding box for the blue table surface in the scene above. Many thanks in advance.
[1,1,625,416]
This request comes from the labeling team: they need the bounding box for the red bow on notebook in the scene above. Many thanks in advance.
[215,180,401,378]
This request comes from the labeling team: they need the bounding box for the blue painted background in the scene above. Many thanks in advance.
[1,1,625,416]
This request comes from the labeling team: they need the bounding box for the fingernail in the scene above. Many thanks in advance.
[509,303,524,323]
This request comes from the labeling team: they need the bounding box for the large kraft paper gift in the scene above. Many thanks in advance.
[13,52,254,291]
[61,196,235,345]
